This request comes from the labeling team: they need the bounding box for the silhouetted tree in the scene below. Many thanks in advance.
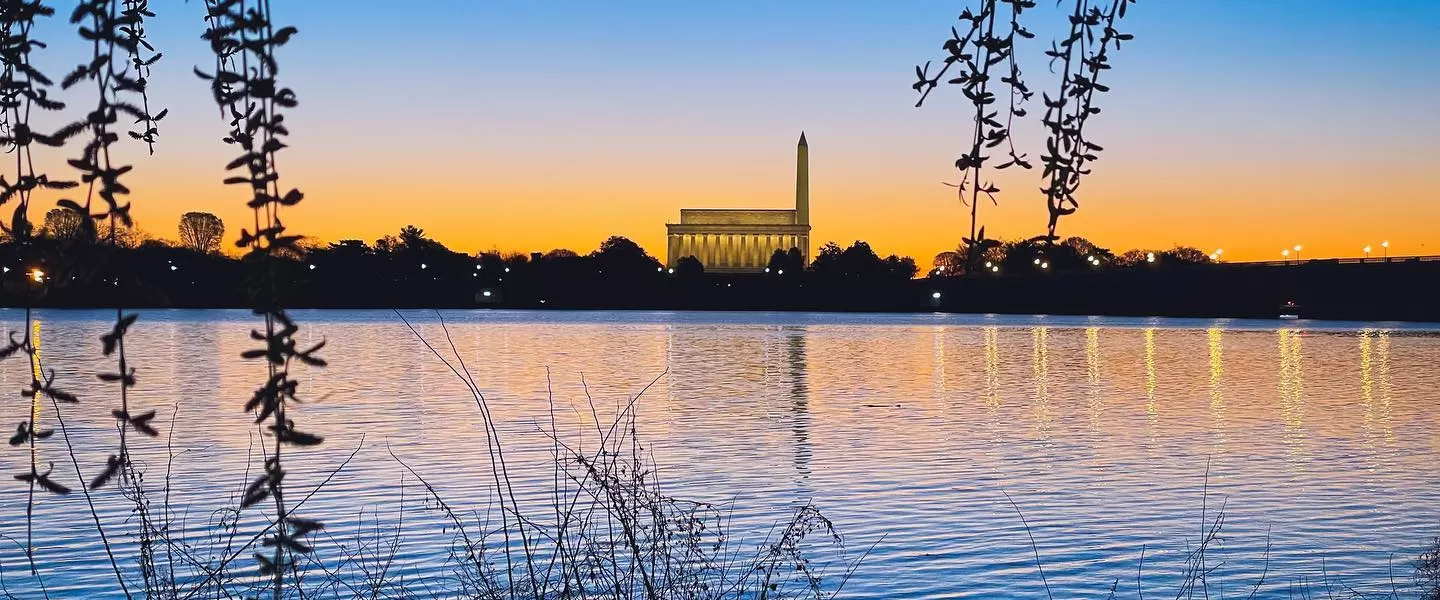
[767,248,804,275]
[41,208,86,241]
[178,211,225,254]
[675,256,704,278]
[1164,246,1213,265]
[591,236,662,277]
[543,248,579,260]
[1115,248,1154,267]
[883,255,919,280]
[97,221,146,248]
[812,241,916,281]
[931,251,963,276]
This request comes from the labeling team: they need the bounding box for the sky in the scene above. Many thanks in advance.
[19,0,1440,262]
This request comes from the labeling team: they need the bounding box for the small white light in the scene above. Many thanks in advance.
[764,267,770,273]
[991,266,999,272]
[931,291,942,300]
[1040,262,1049,269]
[170,265,178,271]
[1033,258,1040,265]
[1146,252,1155,263]
[1215,249,1224,255]
[475,264,481,270]
[657,267,663,272]
[308,264,316,270]
[1363,246,1371,253]
[667,268,674,274]
[482,290,492,297]
[1381,241,1389,248]
[1294,245,1302,252]
[504,267,510,273]
[777,269,784,275]
[420,263,428,269]
[985,261,993,268]
[3,267,9,273]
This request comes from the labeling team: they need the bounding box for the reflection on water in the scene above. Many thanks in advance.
[1359,329,1395,448]
[1085,327,1101,431]
[1278,329,1306,452]
[983,326,1000,411]
[1144,326,1157,417]
[1031,327,1051,439]
[785,329,810,481]
[1208,327,1227,447]
[1,310,1439,600]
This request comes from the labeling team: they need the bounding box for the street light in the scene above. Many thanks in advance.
[991,266,1000,273]
[29,268,43,283]
[1145,252,1155,264]
[1293,245,1302,262]
[931,291,942,300]
[1363,245,1371,259]
[1381,240,1389,259]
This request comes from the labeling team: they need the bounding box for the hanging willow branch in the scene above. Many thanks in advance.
[1038,0,1135,243]
[198,1,324,595]
[914,0,1036,273]
[0,0,80,578]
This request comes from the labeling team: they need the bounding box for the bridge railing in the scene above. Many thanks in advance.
[1233,255,1440,267]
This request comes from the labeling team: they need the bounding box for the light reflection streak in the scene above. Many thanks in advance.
[983,326,1000,411]
[1086,327,1101,431]
[1144,327,1157,418]
[1208,327,1226,447]
[1279,328,1306,451]
[1032,326,1051,439]
[1377,329,1394,444]
[1360,329,1374,445]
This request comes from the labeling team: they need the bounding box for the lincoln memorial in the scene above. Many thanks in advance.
[665,133,812,272]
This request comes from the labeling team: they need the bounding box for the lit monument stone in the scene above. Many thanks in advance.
[665,133,812,272]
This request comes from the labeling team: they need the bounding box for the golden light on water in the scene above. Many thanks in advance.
[1376,330,1394,444]
[1208,327,1224,407]
[1279,328,1306,451]
[1031,326,1052,438]
[1208,327,1226,442]
[1085,327,1101,385]
[983,326,999,410]
[1085,326,1102,431]
[1144,327,1157,417]
[1360,329,1374,441]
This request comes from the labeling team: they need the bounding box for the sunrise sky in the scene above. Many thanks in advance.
[22,1,1440,263]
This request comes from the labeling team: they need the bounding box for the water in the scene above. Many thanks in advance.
[0,309,1437,598]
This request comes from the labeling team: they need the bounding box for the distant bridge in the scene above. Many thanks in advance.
[1226,255,1440,267]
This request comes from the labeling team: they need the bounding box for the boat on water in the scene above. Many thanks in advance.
[1279,300,1302,319]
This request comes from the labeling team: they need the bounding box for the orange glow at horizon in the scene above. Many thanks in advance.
[103,132,1436,266]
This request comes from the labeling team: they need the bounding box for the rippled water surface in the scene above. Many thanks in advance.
[1,310,1438,598]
